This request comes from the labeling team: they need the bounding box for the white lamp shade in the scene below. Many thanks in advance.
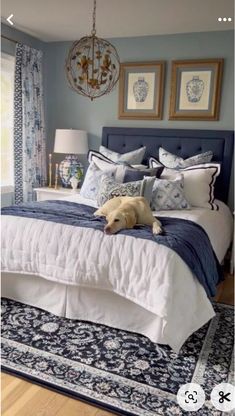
[54,129,88,154]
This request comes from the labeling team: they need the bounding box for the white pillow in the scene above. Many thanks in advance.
[90,151,159,183]
[161,163,221,210]
[99,145,146,164]
[159,147,213,169]
[88,150,113,166]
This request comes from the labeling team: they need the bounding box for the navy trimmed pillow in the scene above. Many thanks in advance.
[88,150,163,182]
[161,163,221,210]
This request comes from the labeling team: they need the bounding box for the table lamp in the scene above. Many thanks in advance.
[54,129,88,187]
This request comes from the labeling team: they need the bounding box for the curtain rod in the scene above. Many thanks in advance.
[1,34,17,44]
[1,34,42,51]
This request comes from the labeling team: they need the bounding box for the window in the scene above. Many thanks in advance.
[1,53,15,191]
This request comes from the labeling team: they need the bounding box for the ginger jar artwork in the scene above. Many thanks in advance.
[133,77,149,102]
[186,76,204,103]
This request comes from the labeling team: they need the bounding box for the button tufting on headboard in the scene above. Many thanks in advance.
[102,127,234,203]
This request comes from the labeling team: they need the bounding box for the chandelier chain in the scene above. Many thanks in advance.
[92,0,96,35]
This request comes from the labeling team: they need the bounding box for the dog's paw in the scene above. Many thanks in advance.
[152,222,162,235]
[94,209,104,217]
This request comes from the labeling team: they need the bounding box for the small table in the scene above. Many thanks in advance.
[34,187,80,202]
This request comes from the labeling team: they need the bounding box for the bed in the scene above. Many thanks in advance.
[1,127,234,352]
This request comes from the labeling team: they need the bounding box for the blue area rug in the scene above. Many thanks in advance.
[1,298,234,415]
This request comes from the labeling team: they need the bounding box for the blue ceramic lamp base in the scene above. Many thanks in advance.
[59,155,83,188]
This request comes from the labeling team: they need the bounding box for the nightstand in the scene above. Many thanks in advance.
[34,187,80,201]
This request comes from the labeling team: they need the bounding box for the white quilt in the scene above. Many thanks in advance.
[1,196,232,351]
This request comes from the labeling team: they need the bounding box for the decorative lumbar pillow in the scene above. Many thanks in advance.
[151,176,191,211]
[123,166,164,183]
[80,162,117,201]
[99,145,146,165]
[161,163,221,210]
[97,175,155,207]
[159,147,213,169]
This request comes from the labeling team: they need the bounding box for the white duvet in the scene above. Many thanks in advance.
[1,196,232,351]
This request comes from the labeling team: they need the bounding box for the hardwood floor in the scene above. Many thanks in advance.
[1,274,234,416]
[1,373,113,416]
[213,272,234,305]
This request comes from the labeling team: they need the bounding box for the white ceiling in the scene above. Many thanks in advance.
[1,0,234,42]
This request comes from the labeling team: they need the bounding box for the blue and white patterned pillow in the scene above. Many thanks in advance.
[151,176,191,211]
[97,175,155,207]
[99,145,146,165]
[89,150,162,183]
[80,162,116,201]
[159,147,213,169]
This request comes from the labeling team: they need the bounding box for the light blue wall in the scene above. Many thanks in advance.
[44,30,234,206]
[44,30,234,152]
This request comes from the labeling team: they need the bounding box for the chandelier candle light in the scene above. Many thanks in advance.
[54,129,88,188]
[65,0,120,100]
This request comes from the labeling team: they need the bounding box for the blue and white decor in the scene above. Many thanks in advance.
[133,77,149,102]
[54,129,88,188]
[59,156,83,187]
[159,147,213,169]
[1,298,234,416]
[80,162,116,201]
[14,43,46,204]
[97,175,155,206]
[186,75,205,103]
[151,176,191,210]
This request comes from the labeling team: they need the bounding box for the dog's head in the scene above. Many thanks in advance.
[104,208,136,235]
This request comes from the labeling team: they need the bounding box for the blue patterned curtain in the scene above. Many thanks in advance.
[14,43,46,204]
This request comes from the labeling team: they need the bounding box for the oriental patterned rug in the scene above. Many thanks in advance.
[1,298,234,415]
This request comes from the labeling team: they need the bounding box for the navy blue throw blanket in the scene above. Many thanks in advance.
[2,200,223,297]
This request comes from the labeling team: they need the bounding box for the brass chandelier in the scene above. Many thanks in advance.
[65,0,120,100]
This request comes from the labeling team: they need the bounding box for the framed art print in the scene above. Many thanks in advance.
[169,59,223,120]
[118,62,165,120]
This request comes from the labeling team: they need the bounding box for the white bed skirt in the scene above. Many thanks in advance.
[1,272,214,352]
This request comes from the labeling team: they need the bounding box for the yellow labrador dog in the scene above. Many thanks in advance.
[94,196,162,235]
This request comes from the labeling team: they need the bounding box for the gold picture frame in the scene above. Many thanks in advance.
[118,61,165,120]
[169,59,223,121]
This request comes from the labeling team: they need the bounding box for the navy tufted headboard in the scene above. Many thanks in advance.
[102,127,234,203]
